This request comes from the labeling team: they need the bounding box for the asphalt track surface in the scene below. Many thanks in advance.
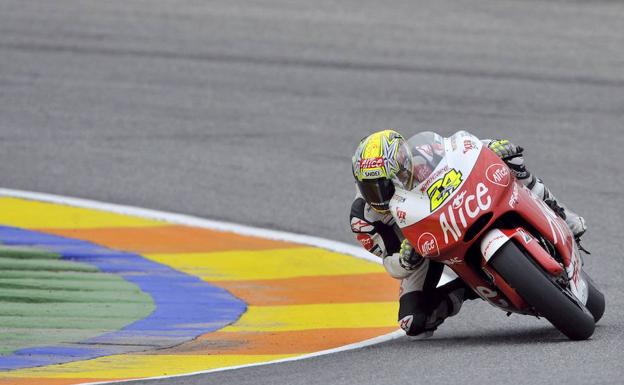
[0,1,623,384]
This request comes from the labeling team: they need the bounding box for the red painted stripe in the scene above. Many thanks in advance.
[216,273,399,306]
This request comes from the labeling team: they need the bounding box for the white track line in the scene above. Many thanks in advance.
[0,188,449,385]
[0,188,379,263]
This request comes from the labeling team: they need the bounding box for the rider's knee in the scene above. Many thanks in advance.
[398,290,430,336]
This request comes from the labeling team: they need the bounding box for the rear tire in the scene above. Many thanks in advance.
[490,241,595,340]
[582,270,605,323]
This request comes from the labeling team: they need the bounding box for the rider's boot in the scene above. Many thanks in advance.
[410,279,477,340]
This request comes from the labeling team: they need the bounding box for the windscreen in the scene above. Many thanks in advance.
[407,131,446,187]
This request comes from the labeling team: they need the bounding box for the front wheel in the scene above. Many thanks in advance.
[490,241,595,340]
[582,270,605,323]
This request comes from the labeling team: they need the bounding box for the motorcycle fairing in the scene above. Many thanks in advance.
[391,131,483,229]
[390,130,589,312]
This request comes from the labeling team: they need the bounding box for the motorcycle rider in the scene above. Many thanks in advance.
[350,130,587,338]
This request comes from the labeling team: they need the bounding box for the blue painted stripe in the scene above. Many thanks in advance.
[0,226,247,370]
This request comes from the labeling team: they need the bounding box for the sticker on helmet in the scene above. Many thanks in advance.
[363,169,382,178]
[359,157,384,169]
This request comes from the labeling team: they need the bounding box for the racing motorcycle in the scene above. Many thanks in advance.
[390,131,605,340]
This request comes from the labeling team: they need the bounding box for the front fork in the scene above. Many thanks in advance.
[479,227,589,309]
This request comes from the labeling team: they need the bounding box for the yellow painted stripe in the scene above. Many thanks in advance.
[0,198,162,229]
[1,354,296,379]
[221,302,398,332]
[0,195,398,383]
[145,248,384,281]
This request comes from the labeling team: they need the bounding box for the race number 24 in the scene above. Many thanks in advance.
[427,169,463,211]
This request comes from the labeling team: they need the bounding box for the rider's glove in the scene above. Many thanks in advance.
[398,239,424,271]
[488,139,524,160]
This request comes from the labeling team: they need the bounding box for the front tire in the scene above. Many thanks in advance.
[490,241,595,340]
[582,270,605,323]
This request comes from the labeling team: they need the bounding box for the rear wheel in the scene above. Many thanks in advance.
[490,241,595,340]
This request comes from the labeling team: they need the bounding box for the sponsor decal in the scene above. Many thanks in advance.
[532,195,569,246]
[351,218,374,233]
[486,164,511,187]
[392,194,406,203]
[359,157,384,169]
[427,168,463,212]
[508,182,519,208]
[518,228,532,244]
[356,233,374,250]
[370,244,383,257]
[463,140,475,154]
[399,315,414,332]
[475,286,509,308]
[483,234,507,258]
[396,208,407,224]
[451,137,458,151]
[446,256,462,265]
[417,232,440,257]
[419,165,449,193]
[440,182,492,244]
[363,169,381,178]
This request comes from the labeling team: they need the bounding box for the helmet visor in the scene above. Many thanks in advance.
[392,140,414,190]
[357,178,395,212]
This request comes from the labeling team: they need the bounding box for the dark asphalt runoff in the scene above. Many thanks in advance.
[1,1,623,384]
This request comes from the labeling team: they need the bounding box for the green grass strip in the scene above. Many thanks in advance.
[0,257,99,272]
[0,270,121,280]
[0,246,60,260]
[0,277,145,292]
[0,246,155,356]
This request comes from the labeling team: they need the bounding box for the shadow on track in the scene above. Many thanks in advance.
[386,324,609,349]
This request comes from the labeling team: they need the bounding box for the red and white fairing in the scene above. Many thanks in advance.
[389,131,588,313]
